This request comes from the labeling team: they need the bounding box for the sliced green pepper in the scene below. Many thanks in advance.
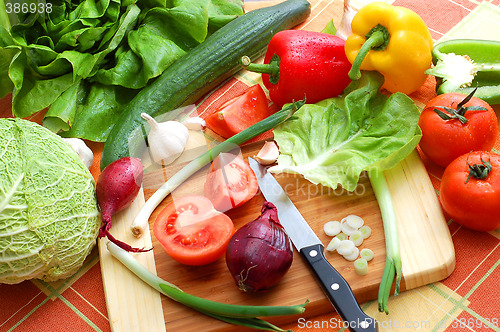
[426,39,500,105]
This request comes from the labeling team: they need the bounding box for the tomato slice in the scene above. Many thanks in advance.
[153,195,234,266]
[204,153,258,212]
[205,84,269,139]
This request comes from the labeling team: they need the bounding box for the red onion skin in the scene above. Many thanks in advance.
[96,157,144,223]
[96,157,149,252]
[225,202,293,292]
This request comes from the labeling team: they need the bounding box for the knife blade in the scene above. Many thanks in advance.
[248,157,378,332]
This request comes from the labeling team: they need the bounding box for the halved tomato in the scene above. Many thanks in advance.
[204,153,258,212]
[153,195,234,266]
[205,84,270,139]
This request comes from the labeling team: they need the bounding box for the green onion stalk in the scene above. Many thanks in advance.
[107,242,307,331]
[369,168,402,314]
[130,99,306,238]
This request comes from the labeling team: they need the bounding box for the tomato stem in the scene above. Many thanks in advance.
[431,87,487,124]
[465,153,492,183]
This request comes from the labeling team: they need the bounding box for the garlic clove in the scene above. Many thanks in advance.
[255,141,279,165]
[63,137,94,169]
[335,0,357,40]
[182,117,206,131]
[141,113,190,165]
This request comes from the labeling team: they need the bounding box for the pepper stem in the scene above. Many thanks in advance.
[242,54,281,85]
[349,24,390,80]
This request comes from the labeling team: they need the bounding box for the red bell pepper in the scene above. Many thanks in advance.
[243,30,352,107]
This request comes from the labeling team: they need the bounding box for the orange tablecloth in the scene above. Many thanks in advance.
[1,0,500,331]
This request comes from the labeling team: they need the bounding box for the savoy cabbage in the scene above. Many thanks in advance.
[0,118,100,284]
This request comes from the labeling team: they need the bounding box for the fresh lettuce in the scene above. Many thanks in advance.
[0,0,244,142]
[269,71,422,192]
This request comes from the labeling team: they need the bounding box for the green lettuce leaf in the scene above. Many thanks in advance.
[58,83,137,141]
[269,72,422,192]
[0,0,243,141]
[0,0,10,31]
[0,27,15,98]
[207,0,244,33]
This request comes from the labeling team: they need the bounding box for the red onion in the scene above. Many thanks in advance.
[225,202,293,292]
[96,157,150,252]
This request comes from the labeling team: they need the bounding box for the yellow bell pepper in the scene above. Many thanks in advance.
[345,2,433,95]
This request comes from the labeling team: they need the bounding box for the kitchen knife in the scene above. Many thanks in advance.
[248,157,378,332]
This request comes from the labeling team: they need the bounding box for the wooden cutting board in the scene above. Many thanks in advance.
[99,139,455,332]
[98,1,455,331]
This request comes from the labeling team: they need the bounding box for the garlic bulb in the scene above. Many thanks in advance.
[63,138,94,168]
[335,0,357,40]
[141,113,189,165]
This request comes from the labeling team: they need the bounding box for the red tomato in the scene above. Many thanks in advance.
[153,195,234,266]
[205,84,269,139]
[440,151,500,232]
[418,92,498,167]
[204,153,258,212]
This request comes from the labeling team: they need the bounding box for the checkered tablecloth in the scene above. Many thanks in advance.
[1,0,499,331]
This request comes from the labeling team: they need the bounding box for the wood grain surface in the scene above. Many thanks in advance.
[132,140,455,331]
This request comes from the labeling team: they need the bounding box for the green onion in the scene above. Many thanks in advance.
[354,258,369,276]
[359,225,372,239]
[369,169,402,314]
[323,220,341,236]
[199,311,292,332]
[325,237,341,252]
[360,248,374,262]
[348,230,364,247]
[130,99,305,238]
[335,232,348,241]
[337,239,356,256]
[107,242,306,331]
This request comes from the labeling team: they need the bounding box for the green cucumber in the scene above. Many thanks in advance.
[100,0,311,170]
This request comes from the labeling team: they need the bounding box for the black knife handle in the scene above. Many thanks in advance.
[300,244,378,332]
